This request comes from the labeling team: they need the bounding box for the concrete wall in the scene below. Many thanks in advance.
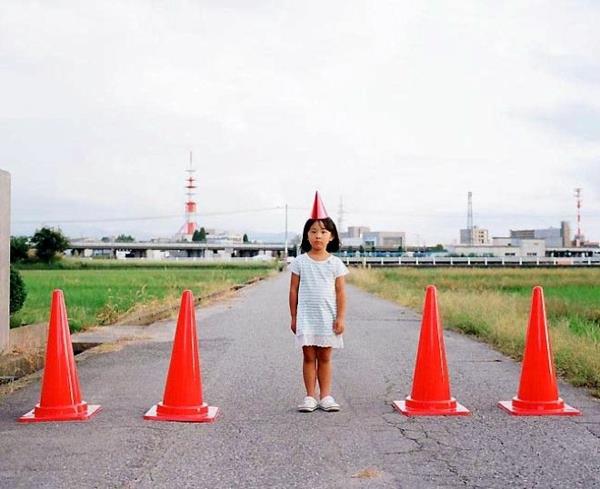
[0,323,47,379]
[0,169,10,352]
[9,322,47,351]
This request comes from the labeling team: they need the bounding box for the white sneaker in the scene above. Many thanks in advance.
[319,396,340,412]
[297,396,318,412]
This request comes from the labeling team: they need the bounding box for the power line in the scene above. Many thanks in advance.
[13,206,285,225]
[340,207,597,220]
[13,205,596,225]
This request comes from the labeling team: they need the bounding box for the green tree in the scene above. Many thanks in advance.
[30,227,70,263]
[243,233,249,243]
[10,266,27,315]
[197,227,207,242]
[115,234,135,242]
[10,236,29,263]
[192,230,202,242]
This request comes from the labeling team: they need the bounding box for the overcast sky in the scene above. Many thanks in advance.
[1,1,599,244]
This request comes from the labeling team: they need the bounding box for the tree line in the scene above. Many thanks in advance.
[9,227,71,318]
[11,227,70,265]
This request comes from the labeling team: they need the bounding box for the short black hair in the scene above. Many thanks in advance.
[300,218,341,253]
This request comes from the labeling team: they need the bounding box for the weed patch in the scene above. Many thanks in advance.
[12,265,275,332]
[349,268,600,396]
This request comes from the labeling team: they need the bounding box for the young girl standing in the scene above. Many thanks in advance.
[288,191,349,412]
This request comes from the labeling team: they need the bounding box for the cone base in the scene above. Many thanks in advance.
[498,400,581,416]
[144,404,219,423]
[18,404,102,423]
[392,400,470,417]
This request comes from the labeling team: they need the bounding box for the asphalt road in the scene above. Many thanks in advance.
[1,272,599,488]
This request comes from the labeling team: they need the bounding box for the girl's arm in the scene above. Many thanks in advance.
[289,273,300,333]
[333,276,346,334]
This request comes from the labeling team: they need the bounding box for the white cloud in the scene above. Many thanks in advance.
[1,1,600,243]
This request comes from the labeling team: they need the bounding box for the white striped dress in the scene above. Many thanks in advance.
[289,253,349,348]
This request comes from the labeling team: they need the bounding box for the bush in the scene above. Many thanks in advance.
[9,266,27,315]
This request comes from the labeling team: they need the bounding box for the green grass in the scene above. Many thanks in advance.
[15,258,278,270]
[349,267,600,396]
[11,263,276,331]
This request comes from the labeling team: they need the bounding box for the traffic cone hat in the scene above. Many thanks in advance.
[393,286,469,416]
[310,191,329,219]
[498,286,580,416]
[144,290,219,422]
[19,290,101,422]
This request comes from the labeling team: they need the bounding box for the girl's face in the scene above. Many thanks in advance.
[308,220,333,251]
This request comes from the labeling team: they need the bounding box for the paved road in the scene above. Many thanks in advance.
[1,272,599,488]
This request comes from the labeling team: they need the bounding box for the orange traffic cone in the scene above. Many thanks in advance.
[144,290,219,422]
[18,290,101,423]
[498,286,580,416]
[393,286,469,416]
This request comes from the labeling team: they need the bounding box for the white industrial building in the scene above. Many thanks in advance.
[447,237,546,257]
[510,221,570,247]
[451,221,575,257]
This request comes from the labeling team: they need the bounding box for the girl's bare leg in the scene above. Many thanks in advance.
[302,346,318,397]
[316,347,333,398]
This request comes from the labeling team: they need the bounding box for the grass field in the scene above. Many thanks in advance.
[11,261,277,331]
[348,267,600,396]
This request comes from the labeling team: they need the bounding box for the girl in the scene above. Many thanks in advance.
[288,192,349,412]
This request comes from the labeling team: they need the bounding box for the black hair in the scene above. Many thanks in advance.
[300,217,341,253]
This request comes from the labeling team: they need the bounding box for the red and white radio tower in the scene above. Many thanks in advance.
[178,152,199,239]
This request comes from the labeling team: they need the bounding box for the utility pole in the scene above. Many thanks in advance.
[467,191,474,245]
[284,204,288,259]
[574,188,583,247]
[0,169,10,352]
[338,196,345,233]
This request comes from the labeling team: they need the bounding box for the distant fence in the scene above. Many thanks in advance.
[340,256,600,268]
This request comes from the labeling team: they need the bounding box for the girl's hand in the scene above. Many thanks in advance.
[290,318,297,334]
[333,319,345,335]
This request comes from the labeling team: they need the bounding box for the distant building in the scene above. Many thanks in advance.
[460,226,490,245]
[561,221,572,247]
[206,231,243,245]
[151,237,177,243]
[342,237,364,247]
[362,231,405,248]
[340,226,405,249]
[346,226,371,238]
[510,221,570,247]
